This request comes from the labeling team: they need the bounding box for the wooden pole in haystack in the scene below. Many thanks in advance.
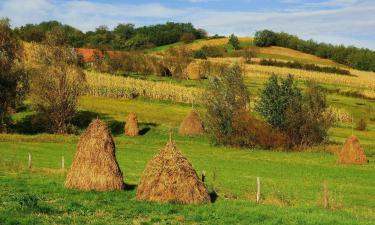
[256,177,261,204]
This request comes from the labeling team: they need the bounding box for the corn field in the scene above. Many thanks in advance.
[84,71,204,104]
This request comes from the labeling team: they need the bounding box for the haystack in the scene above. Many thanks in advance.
[337,135,368,165]
[179,111,204,135]
[184,61,205,80]
[125,112,139,136]
[136,141,210,204]
[65,119,125,191]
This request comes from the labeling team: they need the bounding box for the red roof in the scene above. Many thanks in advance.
[74,48,129,63]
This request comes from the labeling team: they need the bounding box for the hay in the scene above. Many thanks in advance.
[337,135,368,165]
[65,119,125,191]
[136,141,210,204]
[125,112,139,136]
[179,111,204,135]
[184,61,205,80]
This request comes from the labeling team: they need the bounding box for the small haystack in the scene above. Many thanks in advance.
[136,141,210,204]
[179,111,204,135]
[125,112,139,136]
[337,135,368,165]
[184,61,205,80]
[65,119,125,191]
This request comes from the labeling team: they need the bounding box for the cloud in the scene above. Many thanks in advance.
[0,0,374,49]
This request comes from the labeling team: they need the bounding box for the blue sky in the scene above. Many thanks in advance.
[1,0,374,49]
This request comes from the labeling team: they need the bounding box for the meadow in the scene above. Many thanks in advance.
[1,94,375,224]
[2,37,375,225]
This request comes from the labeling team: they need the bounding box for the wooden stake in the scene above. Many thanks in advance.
[201,170,206,182]
[323,181,329,209]
[169,129,172,142]
[61,156,65,170]
[28,153,32,169]
[256,177,261,203]
[351,116,354,136]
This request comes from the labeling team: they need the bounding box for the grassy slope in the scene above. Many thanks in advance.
[2,40,375,224]
[150,37,340,67]
[1,96,375,224]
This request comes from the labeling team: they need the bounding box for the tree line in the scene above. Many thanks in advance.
[255,30,375,72]
[14,21,207,50]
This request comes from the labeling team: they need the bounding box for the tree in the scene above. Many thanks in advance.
[205,64,250,145]
[283,81,331,147]
[228,34,240,50]
[0,18,26,132]
[257,76,332,148]
[254,30,277,47]
[256,75,301,129]
[29,29,85,134]
[243,47,257,63]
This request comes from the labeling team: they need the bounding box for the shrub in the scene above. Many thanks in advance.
[163,47,193,78]
[180,32,196,43]
[356,118,367,131]
[283,81,332,147]
[192,50,207,59]
[201,45,226,57]
[228,34,240,50]
[257,76,332,148]
[259,59,350,75]
[205,64,250,146]
[256,75,302,129]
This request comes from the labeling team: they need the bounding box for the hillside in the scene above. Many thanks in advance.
[2,36,375,224]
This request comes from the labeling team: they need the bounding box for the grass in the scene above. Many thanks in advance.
[1,96,375,224]
[5,41,375,224]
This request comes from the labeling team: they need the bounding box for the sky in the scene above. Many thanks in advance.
[0,0,374,49]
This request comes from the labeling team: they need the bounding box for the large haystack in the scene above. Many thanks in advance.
[184,61,205,80]
[125,112,139,136]
[136,141,210,204]
[65,119,125,191]
[179,111,204,135]
[337,135,368,165]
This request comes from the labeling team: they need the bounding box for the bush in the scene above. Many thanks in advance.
[180,32,196,43]
[205,64,249,146]
[192,50,207,59]
[201,45,226,57]
[256,75,302,129]
[228,34,240,50]
[356,118,367,131]
[257,76,332,148]
[259,59,350,75]
[283,81,332,147]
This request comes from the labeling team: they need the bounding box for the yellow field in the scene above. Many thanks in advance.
[84,71,203,104]
[186,37,253,50]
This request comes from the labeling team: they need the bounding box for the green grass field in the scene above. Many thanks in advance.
[1,95,374,225]
[2,39,375,224]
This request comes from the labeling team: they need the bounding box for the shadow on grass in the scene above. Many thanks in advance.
[10,114,48,134]
[209,191,218,203]
[124,183,137,191]
[10,110,159,136]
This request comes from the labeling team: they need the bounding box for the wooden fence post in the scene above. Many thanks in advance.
[61,156,65,170]
[323,181,329,209]
[28,153,32,169]
[256,177,261,203]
